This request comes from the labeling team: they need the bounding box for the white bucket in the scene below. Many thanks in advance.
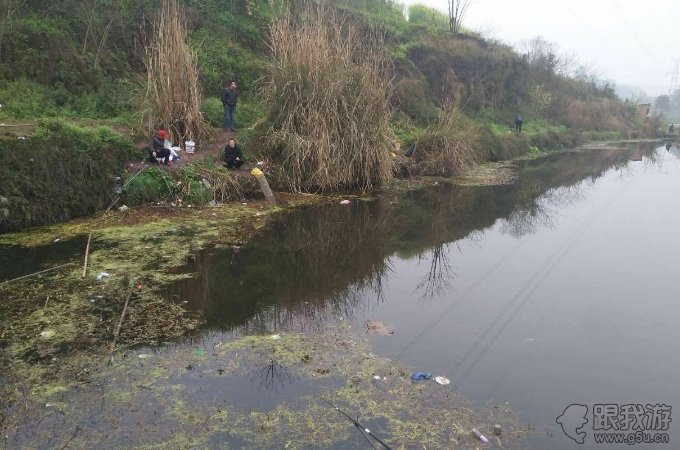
[185,140,195,154]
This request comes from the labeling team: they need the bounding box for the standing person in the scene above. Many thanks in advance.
[149,129,171,164]
[221,80,238,132]
[224,138,245,169]
[514,114,524,133]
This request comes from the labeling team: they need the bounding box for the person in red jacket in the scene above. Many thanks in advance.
[149,129,171,164]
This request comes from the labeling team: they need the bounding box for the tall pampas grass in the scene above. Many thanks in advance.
[140,0,210,146]
[260,1,395,192]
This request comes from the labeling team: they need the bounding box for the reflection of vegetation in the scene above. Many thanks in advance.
[168,144,659,331]
[415,243,454,301]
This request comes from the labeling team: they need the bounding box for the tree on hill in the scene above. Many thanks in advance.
[448,0,472,34]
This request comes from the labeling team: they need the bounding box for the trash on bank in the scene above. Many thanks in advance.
[271,334,281,340]
[471,427,489,443]
[96,272,110,281]
[493,424,502,436]
[411,372,433,382]
[118,205,129,212]
[39,330,55,339]
[434,376,450,385]
[340,199,351,205]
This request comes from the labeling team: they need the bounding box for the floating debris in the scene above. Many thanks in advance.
[365,320,394,336]
[471,427,489,443]
[411,372,432,382]
[434,376,450,386]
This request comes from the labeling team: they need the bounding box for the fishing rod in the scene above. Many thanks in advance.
[317,396,394,450]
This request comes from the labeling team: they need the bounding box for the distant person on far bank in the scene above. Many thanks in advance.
[222,80,238,132]
[149,129,171,164]
[514,114,523,133]
[224,138,245,169]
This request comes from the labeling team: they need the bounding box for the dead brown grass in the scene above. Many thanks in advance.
[413,104,482,176]
[140,0,210,146]
[259,2,395,192]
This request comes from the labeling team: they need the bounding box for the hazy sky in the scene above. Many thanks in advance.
[400,0,680,96]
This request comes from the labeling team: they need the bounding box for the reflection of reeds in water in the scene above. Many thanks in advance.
[248,358,295,393]
[230,201,396,335]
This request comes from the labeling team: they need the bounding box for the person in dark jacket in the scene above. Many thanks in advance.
[224,138,245,169]
[149,129,171,164]
[221,81,238,131]
[514,115,523,133]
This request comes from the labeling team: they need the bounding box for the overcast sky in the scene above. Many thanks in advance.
[399,0,679,97]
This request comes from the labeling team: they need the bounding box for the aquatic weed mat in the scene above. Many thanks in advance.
[3,321,529,449]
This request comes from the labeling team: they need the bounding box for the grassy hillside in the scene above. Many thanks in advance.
[0,0,644,133]
[0,0,661,230]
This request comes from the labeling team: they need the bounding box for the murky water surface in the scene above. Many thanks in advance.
[166,142,680,449]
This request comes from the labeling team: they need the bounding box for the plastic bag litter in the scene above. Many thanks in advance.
[340,199,351,205]
[96,272,110,281]
[411,372,432,382]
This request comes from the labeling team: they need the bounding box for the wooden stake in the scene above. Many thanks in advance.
[109,285,134,363]
[82,233,92,278]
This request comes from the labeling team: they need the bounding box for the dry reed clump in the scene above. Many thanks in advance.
[141,0,210,146]
[260,3,395,192]
[413,104,482,176]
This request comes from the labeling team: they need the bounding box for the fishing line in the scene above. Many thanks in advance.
[392,237,527,362]
[451,180,631,389]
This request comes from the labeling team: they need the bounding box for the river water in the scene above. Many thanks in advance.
[165,142,680,449]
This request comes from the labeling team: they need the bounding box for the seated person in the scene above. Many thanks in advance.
[149,129,171,164]
[224,138,245,169]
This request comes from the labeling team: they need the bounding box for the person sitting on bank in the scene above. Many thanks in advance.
[224,138,245,169]
[149,129,171,164]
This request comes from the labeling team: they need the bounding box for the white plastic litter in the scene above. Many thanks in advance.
[271,334,281,340]
[40,330,55,339]
[434,376,450,385]
[340,199,351,205]
[185,140,195,154]
[96,272,110,281]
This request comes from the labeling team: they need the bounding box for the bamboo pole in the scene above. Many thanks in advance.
[82,233,92,278]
